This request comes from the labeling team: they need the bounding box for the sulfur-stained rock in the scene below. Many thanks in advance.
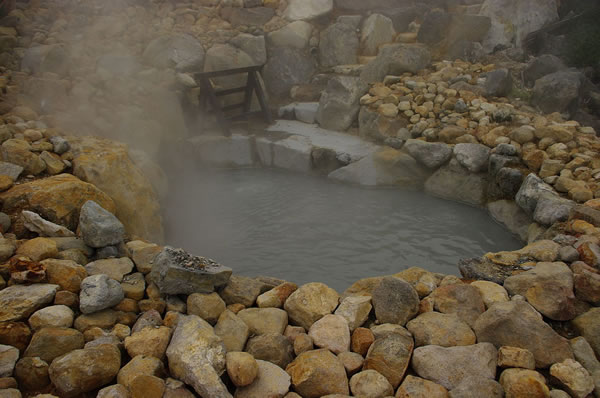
[308,314,350,354]
[0,284,58,322]
[28,305,74,330]
[234,359,291,398]
[293,333,314,356]
[117,355,165,389]
[431,284,485,327]
[15,237,58,261]
[286,349,349,398]
[351,327,374,356]
[499,368,550,398]
[571,308,600,358]
[48,344,121,397]
[0,323,31,353]
[220,275,267,307]
[256,282,297,308]
[470,280,509,309]
[187,292,226,325]
[363,332,414,389]
[163,378,195,398]
[337,351,363,376]
[125,240,161,274]
[550,359,594,398]
[349,369,393,398]
[23,327,84,363]
[85,257,133,282]
[124,326,171,360]
[396,375,449,398]
[14,357,50,391]
[74,309,118,332]
[0,388,21,398]
[571,261,600,305]
[121,273,145,301]
[214,310,250,353]
[473,300,573,368]
[226,352,258,388]
[245,333,294,369]
[334,295,372,332]
[284,282,339,330]
[42,259,86,293]
[371,277,419,326]
[130,375,165,398]
[406,312,476,347]
[497,346,536,369]
[97,384,130,398]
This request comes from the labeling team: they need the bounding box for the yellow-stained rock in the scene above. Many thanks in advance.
[16,237,58,262]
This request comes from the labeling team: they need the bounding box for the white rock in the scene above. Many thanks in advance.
[29,305,74,330]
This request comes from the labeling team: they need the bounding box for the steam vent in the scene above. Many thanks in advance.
[0,0,600,397]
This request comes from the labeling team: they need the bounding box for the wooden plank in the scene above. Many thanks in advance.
[229,111,264,121]
[250,70,272,123]
[200,77,231,137]
[194,65,262,79]
[222,102,246,112]
[214,86,247,96]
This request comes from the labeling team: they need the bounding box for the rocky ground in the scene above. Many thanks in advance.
[0,0,597,397]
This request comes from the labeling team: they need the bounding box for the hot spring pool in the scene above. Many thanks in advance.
[164,167,522,292]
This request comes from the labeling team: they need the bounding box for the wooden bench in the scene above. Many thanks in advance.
[194,65,272,137]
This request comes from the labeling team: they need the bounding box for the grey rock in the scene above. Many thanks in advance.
[533,194,575,226]
[50,136,70,155]
[284,0,333,21]
[316,76,366,131]
[79,201,125,248]
[416,9,453,45]
[524,54,567,87]
[412,343,497,390]
[371,276,419,326]
[80,274,124,314]
[234,359,291,398]
[418,10,491,46]
[360,14,395,56]
[143,33,205,72]
[488,154,519,176]
[515,173,556,215]
[150,246,232,295]
[22,210,75,237]
[495,167,523,198]
[220,275,266,307]
[454,99,468,113]
[230,34,266,66]
[454,143,490,173]
[487,200,531,242]
[449,375,504,398]
[532,71,584,118]
[245,333,294,369]
[0,213,10,234]
[404,139,452,169]
[0,161,23,180]
[0,344,19,377]
[484,69,512,97]
[425,159,488,206]
[268,21,312,50]
[319,22,359,67]
[335,0,411,12]
[263,47,316,98]
[360,44,431,84]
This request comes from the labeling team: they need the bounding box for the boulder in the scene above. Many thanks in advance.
[150,246,232,295]
[286,349,349,398]
[263,47,316,98]
[0,173,115,234]
[80,274,124,314]
[23,327,84,363]
[21,210,74,237]
[406,312,476,347]
[0,284,58,322]
[245,333,294,369]
[404,139,452,169]
[166,315,230,398]
[234,359,290,397]
[220,7,275,27]
[214,310,250,353]
[453,143,490,173]
[334,295,372,332]
[572,308,600,358]
[498,368,550,398]
[524,54,567,87]
[220,275,265,307]
[484,69,512,97]
[308,314,350,354]
[48,345,121,397]
[473,300,573,368]
[371,276,419,326]
[396,375,449,398]
[487,200,531,242]
[411,343,497,390]
[319,22,358,67]
[42,259,87,293]
[143,33,205,71]
[238,308,288,335]
[230,34,266,66]
[363,333,414,389]
[284,0,333,21]
[268,21,312,50]
[515,173,556,215]
[78,201,125,248]
[504,261,577,321]
[532,71,584,118]
[360,14,395,56]
[425,159,488,206]
[418,11,491,47]
[358,105,408,142]
[283,282,339,330]
[360,44,431,84]
[550,359,595,398]
[316,76,366,132]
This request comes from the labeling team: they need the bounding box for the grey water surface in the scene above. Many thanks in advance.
[164,167,522,293]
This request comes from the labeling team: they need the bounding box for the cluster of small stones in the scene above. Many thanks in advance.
[360,59,600,204]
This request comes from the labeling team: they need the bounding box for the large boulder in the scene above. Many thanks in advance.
[524,54,568,87]
[360,14,395,56]
[78,201,125,248]
[479,0,558,52]
[532,71,584,117]
[316,76,366,131]
[230,34,267,66]
[0,173,115,235]
[425,159,488,206]
[142,33,205,72]
[515,173,556,215]
[262,47,316,98]
[268,21,312,50]
[473,300,573,368]
[319,21,359,67]
[69,136,163,244]
[360,44,431,84]
[418,10,491,48]
[404,139,452,169]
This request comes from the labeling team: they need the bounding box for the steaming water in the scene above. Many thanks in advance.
[164,167,522,292]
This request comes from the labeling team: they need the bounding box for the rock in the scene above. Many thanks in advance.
[431,283,485,327]
[0,322,32,353]
[358,106,408,142]
[166,315,230,398]
[42,259,86,293]
[572,262,600,305]
[533,194,575,226]
[235,359,291,398]
[80,274,124,314]
[226,352,258,388]
[1,140,45,175]
[484,69,512,97]
[0,284,58,322]
[79,201,125,248]
[15,237,57,261]
[504,261,577,321]
[473,300,573,368]
[121,272,145,301]
[48,345,121,397]
[0,345,18,378]
[524,54,567,87]
[263,47,315,98]
[221,7,274,27]
[21,211,74,237]
[572,308,600,358]
[363,333,414,389]
[29,305,74,330]
[334,295,372,332]
[0,173,115,233]
[230,33,266,66]
[308,314,350,354]
[220,275,265,307]
[319,21,358,67]
[360,44,431,84]
[214,310,250,352]
[351,327,374,356]
[479,0,558,52]
[143,33,204,71]
[286,349,349,398]
[14,357,50,391]
[407,312,476,347]
[0,389,21,398]
[130,375,165,398]
[237,308,288,335]
[256,282,297,308]
[117,355,165,389]
[412,343,497,390]
[284,282,339,331]
[532,71,584,118]
[396,375,449,397]
[284,0,333,21]
[515,173,556,215]
[245,334,294,369]
[497,346,536,369]
[293,334,314,356]
[425,160,488,206]
[0,162,23,181]
[268,21,312,50]
[404,139,452,169]
[124,326,171,360]
[449,376,504,398]
[361,14,395,56]
[317,76,366,132]
[471,280,510,309]
[187,293,226,325]
[23,327,84,363]
[150,246,232,295]
[131,310,162,333]
[371,276,419,326]
[85,257,133,282]
[349,369,393,398]
[499,368,550,398]
[70,136,163,244]
[550,359,594,398]
[126,240,161,274]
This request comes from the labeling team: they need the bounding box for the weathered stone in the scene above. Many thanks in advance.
[226,352,258,388]
[14,357,50,391]
[24,327,84,363]
[97,384,129,398]
[284,282,339,331]
[126,240,161,274]
[471,280,509,309]
[484,69,512,97]
[263,47,315,98]
[334,295,372,332]
[29,305,74,330]
[317,76,366,132]
[319,22,358,67]
[121,272,145,301]
[524,54,567,87]
[572,308,600,358]
[360,14,395,56]
[256,282,297,309]
[235,359,291,398]
[371,276,419,326]
[286,349,349,398]
[150,246,232,295]
[351,327,374,357]
[404,139,452,169]
[431,284,485,327]
[0,345,18,378]
[214,310,250,353]
[238,308,288,335]
[79,201,125,248]
[499,368,550,398]
[473,300,573,367]
[449,376,504,398]
[131,310,162,333]
[407,312,476,347]
[48,345,121,397]
[293,333,314,356]
[349,369,393,398]
[85,257,133,282]
[22,211,74,237]
[143,33,204,71]
[396,375,449,398]
[0,323,32,353]
[360,44,431,84]
[308,314,350,354]
[220,275,265,307]
[0,284,58,322]
[80,274,124,314]
[117,355,165,389]
[550,359,594,398]
[363,333,414,389]
[124,326,171,360]
[15,237,57,262]
[532,71,583,117]
[245,333,294,369]
[498,346,536,369]
[425,160,488,207]
[284,0,332,21]
[268,21,312,50]
[515,173,556,215]
[412,343,497,390]
[187,292,226,325]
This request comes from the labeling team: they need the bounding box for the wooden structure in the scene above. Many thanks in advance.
[194,65,272,137]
